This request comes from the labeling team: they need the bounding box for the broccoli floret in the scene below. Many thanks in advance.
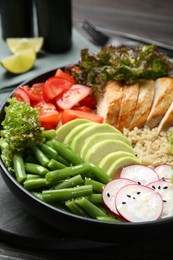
[0,98,42,172]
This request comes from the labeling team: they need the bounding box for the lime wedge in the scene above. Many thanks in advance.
[1,49,36,74]
[6,37,44,53]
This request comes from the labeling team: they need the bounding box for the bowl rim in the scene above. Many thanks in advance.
[0,68,173,231]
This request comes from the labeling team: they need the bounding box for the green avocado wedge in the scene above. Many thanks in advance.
[80,133,131,159]
[70,123,121,155]
[84,139,135,166]
[106,156,141,179]
[56,119,90,142]
[98,151,137,171]
[63,122,96,146]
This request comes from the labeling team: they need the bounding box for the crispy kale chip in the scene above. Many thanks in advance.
[0,98,42,172]
[73,45,173,91]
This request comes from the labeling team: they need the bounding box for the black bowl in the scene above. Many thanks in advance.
[1,68,173,244]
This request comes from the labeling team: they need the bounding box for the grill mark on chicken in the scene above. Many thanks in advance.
[116,82,139,132]
[145,77,173,129]
[96,80,123,126]
[158,101,173,131]
[129,80,154,130]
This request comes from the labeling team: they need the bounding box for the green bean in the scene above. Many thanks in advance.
[84,178,105,193]
[88,163,112,184]
[75,197,107,219]
[24,178,48,190]
[42,185,93,202]
[32,191,43,200]
[24,162,48,176]
[26,174,40,180]
[13,151,27,183]
[39,143,59,160]
[56,155,70,166]
[42,129,57,139]
[31,146,50,167]
[46,139,84,165]
[65,199,88,217]
[47,159,66,170]
[54,175,84,189]
[87,194,103,204]
[96,216,121,222]
[46,163,90,184]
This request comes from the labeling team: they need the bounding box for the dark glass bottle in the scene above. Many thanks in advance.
[0,0,34,40]
[35,0,72,53]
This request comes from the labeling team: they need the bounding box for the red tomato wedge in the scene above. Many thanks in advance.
[43,77,72,100]
[79,95,96,109]
[55,68,76,84]
[56,84,92,110]
[34,101,61,129]
[72,106,91,112]
[39,110,61,123]
[13,88,30,105]
[20,85,43,101]
[61,109,104,124]
[33,101,56,113]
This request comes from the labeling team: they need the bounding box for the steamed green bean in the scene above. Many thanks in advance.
[24,162,48,176]
[13,151,26,183]
[42,185,93,202]
[54,174,84,189]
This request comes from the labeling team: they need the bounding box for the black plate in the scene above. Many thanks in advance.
[1,68,173,244]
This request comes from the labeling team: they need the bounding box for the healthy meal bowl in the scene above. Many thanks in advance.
[1,45,173,243]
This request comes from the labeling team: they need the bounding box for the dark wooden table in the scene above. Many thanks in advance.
[0,0,173,259]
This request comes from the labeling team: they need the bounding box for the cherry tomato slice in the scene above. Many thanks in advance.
[56,84,92,110]
[43,77,72,100]
[20,85,42,101]
[72,106,91,112]
[39,110,60,123]
[55,68,76,84]
[61,109,104,124]
[79,95,96,109]
[13,88,30,105]
[33,101,57,114]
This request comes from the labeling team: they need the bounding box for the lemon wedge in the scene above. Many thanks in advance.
[1,49,36,74]
[6,37,44,53]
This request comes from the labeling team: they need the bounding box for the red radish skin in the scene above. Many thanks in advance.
[154,164,173,180]
[115,184,163,222]
[120,165,159,185]
[102,178,136,216]
[147,180,173,219]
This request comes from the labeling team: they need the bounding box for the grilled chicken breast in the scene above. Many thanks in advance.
[158,101,173,131]
[145,77,173,129]
[96,80,123,126]
[116,82,139,131]
[97,77,173,132]
[129,80,155,130]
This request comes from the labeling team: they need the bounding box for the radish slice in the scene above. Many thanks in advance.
[115,184,163,222]
[147,180,173,218]
[120,165,159,185]
[154,164,173,180]
[102,178,136,216]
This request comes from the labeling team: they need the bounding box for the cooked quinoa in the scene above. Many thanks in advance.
[123,126,173,168]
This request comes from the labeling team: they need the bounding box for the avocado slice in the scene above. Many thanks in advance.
[56,119,90,142]
[84,139,135,165]
[70,123,121,155]
[64,122,97,146]
[80,133,131,159]
[106,156,141,179]
[98,151,137,171]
